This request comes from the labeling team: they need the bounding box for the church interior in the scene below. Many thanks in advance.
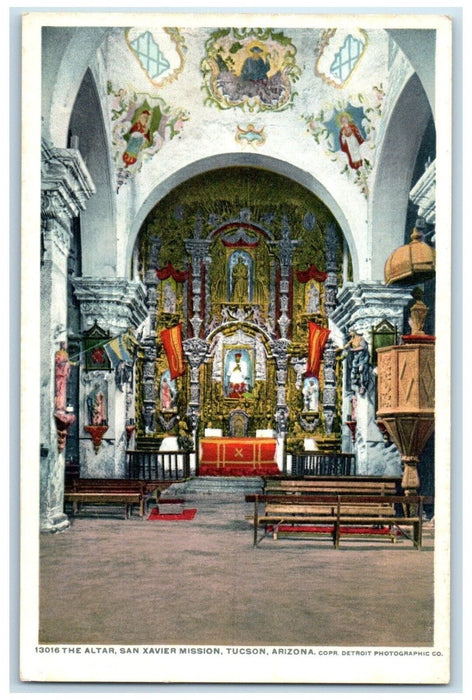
[29,17,446,660]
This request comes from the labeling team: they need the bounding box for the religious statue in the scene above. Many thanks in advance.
[303,378,319,412]
[162,281,177,314]
[338,329,370,395]
[54,342,72,412]
[87,385,107,426]
[230,255,249,303]
[338,113,364,170]
[226,351,249,398]
[306,283,320,314]
[160,374,176,411]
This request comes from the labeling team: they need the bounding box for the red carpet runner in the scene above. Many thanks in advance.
[147,508,197,521]
[199,437,280,476]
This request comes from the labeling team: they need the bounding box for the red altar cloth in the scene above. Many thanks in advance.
[199,437,280,476]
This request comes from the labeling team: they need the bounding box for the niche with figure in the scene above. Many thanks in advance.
[224,347,254,398]
[302,377,319,413]
[228,251,253,303]
[86,383,108,426]
[159,369,178,413]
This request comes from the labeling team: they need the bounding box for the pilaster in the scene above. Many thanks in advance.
[330,282,413,475]
[40,139,95,532]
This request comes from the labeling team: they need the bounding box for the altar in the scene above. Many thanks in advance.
[198,437,280,477]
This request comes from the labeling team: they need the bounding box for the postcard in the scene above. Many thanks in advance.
[19,9,453,685]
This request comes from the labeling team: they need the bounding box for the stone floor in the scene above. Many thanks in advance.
[39,484,435,649]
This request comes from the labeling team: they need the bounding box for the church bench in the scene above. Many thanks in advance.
[64,478,153,519]
[245,493,425,549]
[263,476,402,497]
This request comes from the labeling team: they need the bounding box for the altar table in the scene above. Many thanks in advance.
[198,437,280,476]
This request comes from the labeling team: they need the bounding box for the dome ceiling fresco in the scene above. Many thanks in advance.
[103,26,392,195]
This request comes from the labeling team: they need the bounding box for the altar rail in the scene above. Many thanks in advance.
[289,452,356,477]
[126,450,193,481]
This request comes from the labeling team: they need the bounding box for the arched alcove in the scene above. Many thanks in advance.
[368,73,433,281]
[68,69,117,277]
[125,154,359,282]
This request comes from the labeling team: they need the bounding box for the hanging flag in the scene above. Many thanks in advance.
[103,335,134,369]
[306,321,331,378]
[160,323,186,379]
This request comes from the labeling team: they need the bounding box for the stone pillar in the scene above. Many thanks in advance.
[40,139,95,532]
[271,338,291,441]
[330,282,413,474]
[270,215,300,339]
[182,337,210,435]
[185,227,211,338]
[140,239,161,436]
[72,278,147,477]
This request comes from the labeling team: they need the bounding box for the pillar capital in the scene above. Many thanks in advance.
[330,281,413,341]
[73,277,148,335]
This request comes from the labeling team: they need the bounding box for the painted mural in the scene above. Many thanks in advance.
[302,86,384,197]
[125,27,186,88]
[108,85,189,190]
[315,28,369,89]
[235,123,266,148]
[201,28,302,112]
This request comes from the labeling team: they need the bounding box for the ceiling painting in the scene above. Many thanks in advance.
[302,86,385,197]
[201,28,302,112]
[125,27,187,88]
[108,85,189,191]
[235,124,267,149]
[315,28,369,89]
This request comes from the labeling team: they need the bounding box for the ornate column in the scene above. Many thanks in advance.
[141,238,161,436]
[270,215,300,339]
[330,282,413,474]
[182,338,210,431]
[316,339,339,451]
[185,220,211,337]
[40,139,95,532]
[72,278,147,476]
[324,221,339,317]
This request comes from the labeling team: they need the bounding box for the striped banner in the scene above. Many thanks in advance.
[306,321,330,378]
[160,323,186,379]
[103,335,134,368]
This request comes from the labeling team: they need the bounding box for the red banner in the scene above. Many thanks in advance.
[306,322,330,378]
[160,324,186,379]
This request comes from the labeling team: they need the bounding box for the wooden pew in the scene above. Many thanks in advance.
[64,478,153,519]
[245,493,425,549]
[264,475,402,497]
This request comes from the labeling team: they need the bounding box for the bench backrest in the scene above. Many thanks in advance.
[70,479,148,493]
[264,477,400,496]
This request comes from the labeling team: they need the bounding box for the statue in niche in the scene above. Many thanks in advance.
[306,282,320,314]
[225,348,252,398]
[303,377,319,412]
[87,384,107,426]
[162,280,177,313]
[338,329,371,396]
[159,370,177,412]
[230,255,249,303]
[228,251,253,303]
